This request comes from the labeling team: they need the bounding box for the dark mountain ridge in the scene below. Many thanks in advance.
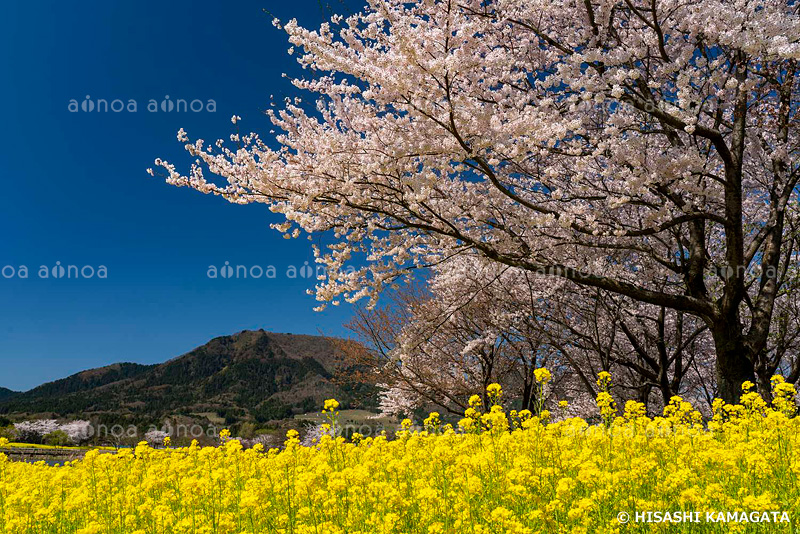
[0,330,375,422]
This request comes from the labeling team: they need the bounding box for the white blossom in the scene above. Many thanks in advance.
[154,0,800,403]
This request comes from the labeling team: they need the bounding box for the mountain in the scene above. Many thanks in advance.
[0,330,376,423]
[0,387,17,402]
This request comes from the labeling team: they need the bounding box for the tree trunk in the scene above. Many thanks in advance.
[658,376,672,409]
[755,372,773,403]
[636,383,653,415]
[712,330,756,404]
[521,379,534,412]
[754,357,775,403]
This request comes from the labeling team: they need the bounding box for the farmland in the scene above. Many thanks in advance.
[1,375,797,533]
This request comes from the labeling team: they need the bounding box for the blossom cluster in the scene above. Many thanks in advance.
[12,420,92,445]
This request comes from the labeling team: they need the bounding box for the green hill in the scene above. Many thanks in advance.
[0,330,376,423]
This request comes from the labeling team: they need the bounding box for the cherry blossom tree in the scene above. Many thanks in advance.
[13,420,59,444]
[59,420,93,445]
[144,429,168,447]
[152,0,800,403]
[12,420,92,445]
[759,233,800,397]
[343,255,717,417]
[344,257,566,416]
[543,286,717,409]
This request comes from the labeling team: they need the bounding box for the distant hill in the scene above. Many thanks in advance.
[0,387,17,402]
[0,331,376,423]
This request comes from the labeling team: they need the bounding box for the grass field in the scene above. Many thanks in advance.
[295,408,395,426]
[1,442,116,451]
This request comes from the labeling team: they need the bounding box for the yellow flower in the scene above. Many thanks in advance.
[2,388,799,534]
[323,398,340,412]
[458,417,477,431]
[423,412,441,430]
[534,367,552,384]
[624,400,646,419]
[597,371,612,389]
[596,391,617,420]
[486,383,503,400]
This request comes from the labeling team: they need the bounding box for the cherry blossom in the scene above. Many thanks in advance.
[154,0,800,403]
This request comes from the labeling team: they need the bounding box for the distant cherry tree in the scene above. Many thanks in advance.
[13,420,91,445]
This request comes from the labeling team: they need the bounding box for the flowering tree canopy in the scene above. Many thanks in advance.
[348,256,564,416]
[153,0,800,403]
[345,254,716,417]
[13,420,92,445]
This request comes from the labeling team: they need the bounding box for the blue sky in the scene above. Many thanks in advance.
[0,0,363,391]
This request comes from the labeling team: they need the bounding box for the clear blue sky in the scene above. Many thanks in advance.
[0,0,363,391]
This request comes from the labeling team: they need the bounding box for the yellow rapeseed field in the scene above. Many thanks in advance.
[1,372,798,533]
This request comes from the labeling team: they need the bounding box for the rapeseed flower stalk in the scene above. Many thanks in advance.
[771,375,797,416]
[532,367,550,417]
[423,411,442,433]
[322,398,340,437]
[533,367,551,384]
[468,394,482,408]
[595,371,617,427]
[1,372,798,534]
[486,383,503,404]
